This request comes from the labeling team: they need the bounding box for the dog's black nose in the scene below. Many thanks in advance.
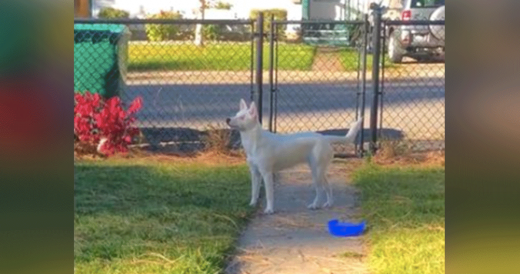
[226,118,231,125]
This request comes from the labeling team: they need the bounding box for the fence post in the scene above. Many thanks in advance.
[358,14,369,157]
[268,14,275,132]
[256,13,264,124]
[369,4,382,154]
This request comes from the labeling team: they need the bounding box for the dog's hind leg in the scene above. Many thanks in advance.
[307,158,324,210]
[317,145,334,208]
[321,174,333,208]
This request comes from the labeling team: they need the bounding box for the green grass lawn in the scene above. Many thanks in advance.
[128,42,316,71]
[340,48,397,71]
[74,159,253,274]
[352,165,445,274]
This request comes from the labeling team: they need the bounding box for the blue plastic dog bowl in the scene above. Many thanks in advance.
[328,219,366,237]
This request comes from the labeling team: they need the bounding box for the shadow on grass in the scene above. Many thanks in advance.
[138,127,406,155]
[138,127,242,153]
[128,60,216,72]
[74,161,254,273]
[76,165,224,215]
[318,128,404,144]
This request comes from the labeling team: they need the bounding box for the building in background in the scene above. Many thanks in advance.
[89,0,401,21]
[81,0,403,44]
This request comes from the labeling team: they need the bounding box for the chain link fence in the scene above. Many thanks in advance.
[377,19,445,152]
[74,17,445,155]
[266,20,367,156]
[74,19,255,152]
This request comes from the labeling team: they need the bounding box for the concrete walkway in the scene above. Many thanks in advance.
[225,160,369,274]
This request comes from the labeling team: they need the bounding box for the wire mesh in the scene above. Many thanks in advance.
[74,18,445,155]
[269,20,366,155]
[379,20,445,152]
[74,20,255,152]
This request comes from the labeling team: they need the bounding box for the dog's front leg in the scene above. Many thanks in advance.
[249,166,262,206]
[261,172,275,214]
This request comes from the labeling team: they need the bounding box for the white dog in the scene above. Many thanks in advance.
[226,99,363,214]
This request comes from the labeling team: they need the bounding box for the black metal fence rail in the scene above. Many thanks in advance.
[74,18,255,25]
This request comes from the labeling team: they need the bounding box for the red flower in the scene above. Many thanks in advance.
[74,91,143,156]
[128,97,143,115]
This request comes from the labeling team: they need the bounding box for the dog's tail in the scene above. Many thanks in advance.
[324,118,363,144]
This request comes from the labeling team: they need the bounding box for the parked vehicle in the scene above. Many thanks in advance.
[386,0,445,63]
[366,3,402,53]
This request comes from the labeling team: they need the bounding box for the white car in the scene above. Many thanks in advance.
[386,0,445,63]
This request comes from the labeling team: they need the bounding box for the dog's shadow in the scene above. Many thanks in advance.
[138,126,405,154]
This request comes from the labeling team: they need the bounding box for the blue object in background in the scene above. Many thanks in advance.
[328,219,366,237]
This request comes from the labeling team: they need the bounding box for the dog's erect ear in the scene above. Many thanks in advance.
[249,101,257,119]
[239,99,247,110]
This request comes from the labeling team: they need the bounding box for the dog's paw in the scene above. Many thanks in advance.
[322,201,333,208]
[307,203,320,210]
[249,200,257,207]
[263,208,275,214]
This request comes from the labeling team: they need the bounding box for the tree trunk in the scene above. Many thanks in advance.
[194,0,205,46]
[194,24,204,46]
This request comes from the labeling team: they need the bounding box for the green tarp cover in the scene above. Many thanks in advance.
[74,24,129,98]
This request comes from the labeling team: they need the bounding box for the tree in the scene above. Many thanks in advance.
[194,0,232,46]
[194,0,209,46]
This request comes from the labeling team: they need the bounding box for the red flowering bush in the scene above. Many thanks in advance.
[74,92,143,156]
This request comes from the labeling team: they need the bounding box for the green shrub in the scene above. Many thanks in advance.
[145,11,182,42]
[213,1,233,10]
[98,7,129,19]
[202,24,223,41]
[249,9,287,37]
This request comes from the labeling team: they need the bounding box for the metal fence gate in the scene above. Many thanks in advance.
[264,18,369,157]
[259,7,445,156]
